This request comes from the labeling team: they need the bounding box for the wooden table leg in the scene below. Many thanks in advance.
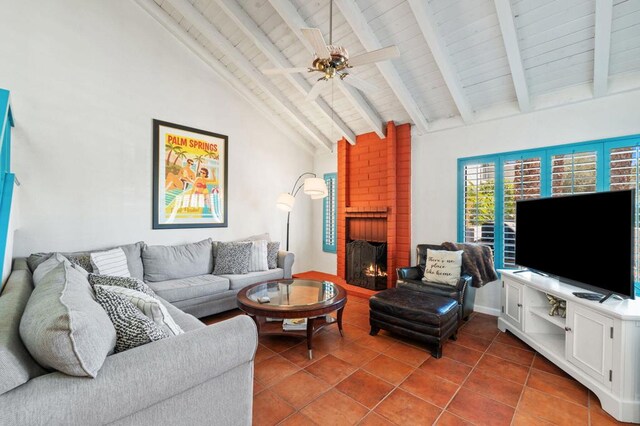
[306,317,315,359]
[337,307,344,337]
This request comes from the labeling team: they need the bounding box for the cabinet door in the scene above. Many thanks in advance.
[502,279,524,330]
[566,303,613,387]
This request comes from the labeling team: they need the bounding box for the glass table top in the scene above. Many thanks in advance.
[246,279,339,307]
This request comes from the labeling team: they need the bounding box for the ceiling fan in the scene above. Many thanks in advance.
[262,1,400,102]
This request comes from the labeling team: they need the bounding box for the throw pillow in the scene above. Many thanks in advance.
[19,258,117,377]
[213,242,252,275]
[94,286,169,353]
[27,251,94,274]
[32,253,68,285]
[88,273,156,297]
[93,285,183,336]
[90,248,131,277]
[247,240,269,272]
[423,249,463,286]
[267,241,280,269]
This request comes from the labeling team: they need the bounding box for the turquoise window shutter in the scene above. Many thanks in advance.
[323,173,337,253]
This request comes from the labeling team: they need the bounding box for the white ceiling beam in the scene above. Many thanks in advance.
[593,0,613,98]
[134,0,315,154]
[163,0,333,151]
[333,0,429,134]
[268,0,385,139]
[494,0,531,112]
[214,0,356,145]
[407,0,474,123]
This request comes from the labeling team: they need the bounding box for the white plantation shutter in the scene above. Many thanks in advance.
[463,163,496,246]
[551,151,598,196]
[503,157,542,268]
[609,146,640,288]
[323,173,337,253]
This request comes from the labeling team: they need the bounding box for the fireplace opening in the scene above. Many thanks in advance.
[346,240,387,290]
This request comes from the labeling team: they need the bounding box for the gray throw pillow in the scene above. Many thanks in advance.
[213,242,252,275]
[267,242,280,269]
[142,239,214,282]
[88,273,156,297]
[27,251,93,274]
[19,256,117,377]
[94,286,169,353]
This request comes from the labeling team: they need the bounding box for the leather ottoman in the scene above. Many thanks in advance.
[369,288,459,358]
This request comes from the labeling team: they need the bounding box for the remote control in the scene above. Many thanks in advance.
[572,292,603,301]
[257,296,270,304]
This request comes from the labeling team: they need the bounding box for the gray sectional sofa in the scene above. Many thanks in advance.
[0,237,295,425]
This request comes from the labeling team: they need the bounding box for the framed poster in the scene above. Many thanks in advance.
[152,119,228,229]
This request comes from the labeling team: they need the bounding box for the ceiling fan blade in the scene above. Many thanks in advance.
[262,67,310,75]
[349,45,400,67]
[301,28,331,59]
[342,74,378,93]
[306,80,326,102]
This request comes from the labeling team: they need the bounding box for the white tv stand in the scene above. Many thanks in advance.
[498,270,640,423]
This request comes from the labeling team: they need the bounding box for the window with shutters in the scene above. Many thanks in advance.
[502,156,542,267]
[551,150,598,196]
[322,173,337,253]
[458,135,639,295]
[608,144,640,294]
[462,162,496,250]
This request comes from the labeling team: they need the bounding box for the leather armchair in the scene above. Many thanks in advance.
[396,244,477,321]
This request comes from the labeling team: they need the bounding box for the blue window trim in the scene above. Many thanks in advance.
[458,134,640,273]
[0,89,14,289]
[322,173,337,253]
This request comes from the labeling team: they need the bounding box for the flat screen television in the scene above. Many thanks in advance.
[515,189,635,299]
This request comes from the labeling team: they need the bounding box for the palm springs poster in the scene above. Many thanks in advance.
[152,119,228,229]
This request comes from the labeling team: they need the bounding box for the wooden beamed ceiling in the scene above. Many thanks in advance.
[138,0,640,153]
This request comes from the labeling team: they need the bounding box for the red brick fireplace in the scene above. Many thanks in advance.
[337,121,411,289]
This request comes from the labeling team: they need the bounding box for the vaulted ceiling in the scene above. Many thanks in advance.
[136,0,640,153]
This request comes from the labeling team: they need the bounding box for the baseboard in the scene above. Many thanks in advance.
[473,305,500,317]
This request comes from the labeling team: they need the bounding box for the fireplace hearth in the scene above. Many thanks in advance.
[346,240,387,290]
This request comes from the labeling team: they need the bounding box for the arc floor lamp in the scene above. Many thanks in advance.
[277,172,328,251]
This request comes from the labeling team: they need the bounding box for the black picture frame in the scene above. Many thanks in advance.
[152,119,228,229]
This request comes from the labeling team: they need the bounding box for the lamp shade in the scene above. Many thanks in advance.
[276,193,295,211]
[311,187,328,199]
[303,177,327,196]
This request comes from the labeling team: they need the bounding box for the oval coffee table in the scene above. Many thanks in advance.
[237,279,347,359]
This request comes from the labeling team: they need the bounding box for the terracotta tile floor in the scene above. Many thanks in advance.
[202,296,633,426]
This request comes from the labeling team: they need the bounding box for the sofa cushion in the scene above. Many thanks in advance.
[88,273,156,297]
[90,247,131,277]
[94,285,183,336]
[219,268,285,290]
[0,268,46,395]
[267,242,280,269]
[119,241,145,281]
[19,255,117,377]
[142,239,214,282]
[147,274,230,303]
[247,240,269,272]
[213,242,252,275]
[94,285,169,353]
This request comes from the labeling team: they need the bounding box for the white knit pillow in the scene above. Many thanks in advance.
[90,248,130,277]
[423,249,463,286]
[247,240,269,272]
[93,285,183,336]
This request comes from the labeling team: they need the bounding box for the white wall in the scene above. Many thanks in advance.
[413,90,640,314]
[312,149,338,274]
[0,0,315,271]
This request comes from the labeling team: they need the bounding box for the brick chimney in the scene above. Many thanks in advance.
[337,121,411,288]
